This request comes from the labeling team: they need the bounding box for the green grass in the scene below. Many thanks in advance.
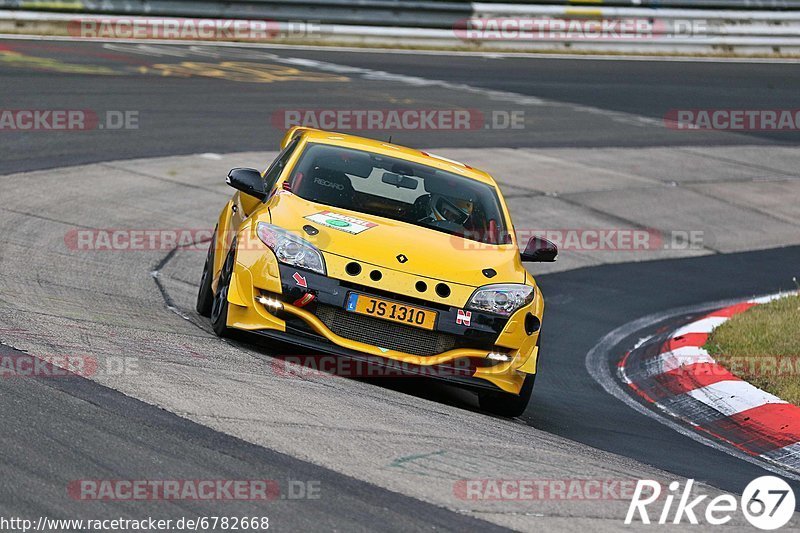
[705,294,800,406]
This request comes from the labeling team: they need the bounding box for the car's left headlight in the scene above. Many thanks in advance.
[256,222,326,275]
[467,284,534,316]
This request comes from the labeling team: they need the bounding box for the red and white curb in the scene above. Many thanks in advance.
[619,293,800,474]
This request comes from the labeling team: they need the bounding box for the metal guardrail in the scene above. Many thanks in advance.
[1,1,473,28]
[475,0,800,7]
[2,0,799,31]
[473,3,800,19]
[0,1,474,29]
[2,1,800,53]
[1,0,799,31]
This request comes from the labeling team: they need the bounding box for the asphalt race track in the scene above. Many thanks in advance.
[2,39,800,174]
[1,38,800,530]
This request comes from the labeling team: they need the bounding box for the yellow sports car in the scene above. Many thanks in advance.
[197,127,556,416]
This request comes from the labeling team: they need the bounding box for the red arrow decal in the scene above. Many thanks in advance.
[292,272,307,288]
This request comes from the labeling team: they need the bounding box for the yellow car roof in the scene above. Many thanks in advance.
[294,128,498,187]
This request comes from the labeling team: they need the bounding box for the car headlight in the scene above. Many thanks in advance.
[256,222,326,275]
[467,283,534,316]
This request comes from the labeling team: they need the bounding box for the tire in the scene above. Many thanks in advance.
[210,241,236,337]
[478,336,540,417]
[478,372,535,418]
[195,231,216,317]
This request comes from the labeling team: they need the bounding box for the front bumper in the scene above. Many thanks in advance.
[224,246,542,394]
[251,326,511,393]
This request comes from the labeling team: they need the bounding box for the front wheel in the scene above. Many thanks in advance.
[478,372,535,418]
[195,231,216,317]
[478,336,539,417]
[210,242,236,337]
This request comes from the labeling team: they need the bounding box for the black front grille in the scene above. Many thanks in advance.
[315,304,458,357]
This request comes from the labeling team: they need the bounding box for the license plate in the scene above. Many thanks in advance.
[345,293,437,331]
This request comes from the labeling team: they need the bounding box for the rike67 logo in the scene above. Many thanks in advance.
[626,477,795,530]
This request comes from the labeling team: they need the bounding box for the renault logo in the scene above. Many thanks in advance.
[396,254,408,263]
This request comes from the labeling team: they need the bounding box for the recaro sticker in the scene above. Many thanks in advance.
[305,211,378,235]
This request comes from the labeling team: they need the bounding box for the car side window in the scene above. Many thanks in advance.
[263,137,300,191]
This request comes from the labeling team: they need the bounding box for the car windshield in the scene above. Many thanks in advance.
[287,143,511,245]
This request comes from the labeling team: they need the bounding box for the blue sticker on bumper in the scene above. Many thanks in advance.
[346,293,358,311]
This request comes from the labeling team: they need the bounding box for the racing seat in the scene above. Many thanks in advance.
[303,166,356,208]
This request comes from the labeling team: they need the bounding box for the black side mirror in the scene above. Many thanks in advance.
[226,168,266,201]
[521,236,558,262]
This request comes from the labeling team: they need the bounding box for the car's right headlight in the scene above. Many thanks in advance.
[467,283,534,317]
[256,222,326,275]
